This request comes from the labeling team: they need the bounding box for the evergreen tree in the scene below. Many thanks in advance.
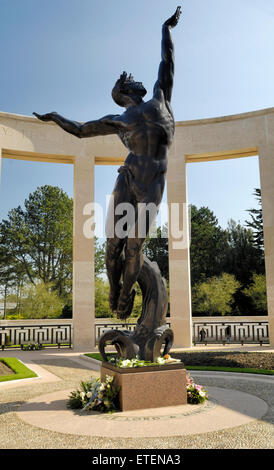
[190,205,228,285]
[224,219,264,287]
[143,223,169,280]
[245,188,264,252]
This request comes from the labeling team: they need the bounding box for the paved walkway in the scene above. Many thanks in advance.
[0,347,273,449]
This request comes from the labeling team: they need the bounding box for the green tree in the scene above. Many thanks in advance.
[245,188,264,252]
[60,237,107,319]
[9,281,64,319]
[0,248,15,319]
[190,205,228,285]
[0,245,27,318]
[94,237,106,279]
[223,219,264,287]
[95,277,112,318]
[143,224,169,280]
[243,273,267,315]
[0,185,73,296]
[192,273,240,316]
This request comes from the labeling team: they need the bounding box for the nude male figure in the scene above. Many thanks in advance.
[34,6,181,319]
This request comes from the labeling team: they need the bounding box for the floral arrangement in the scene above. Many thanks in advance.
[67,360,209,413]
[67,375,119,412]
[108,355,167,368]
[186,372,208,404]
[108,354,182,368]
[22,342,44,351]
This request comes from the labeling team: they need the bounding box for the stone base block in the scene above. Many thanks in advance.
[101,362,187,411]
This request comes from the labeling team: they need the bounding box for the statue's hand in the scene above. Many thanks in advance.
[164,6,182,28]
[33,111,57,122]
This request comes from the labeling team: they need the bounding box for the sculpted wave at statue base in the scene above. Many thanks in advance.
[99,255,174,362]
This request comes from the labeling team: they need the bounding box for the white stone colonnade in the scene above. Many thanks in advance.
[0,108,274,350]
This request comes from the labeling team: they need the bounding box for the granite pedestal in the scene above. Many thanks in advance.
[101,361,187,411]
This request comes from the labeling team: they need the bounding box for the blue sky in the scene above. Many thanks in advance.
[1,0,273,231]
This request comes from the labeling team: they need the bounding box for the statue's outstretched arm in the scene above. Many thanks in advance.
[33,112,121,138]
[153,6,181,103]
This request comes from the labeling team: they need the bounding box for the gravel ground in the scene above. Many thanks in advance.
[0,356,273,449]
[172,351,274,370]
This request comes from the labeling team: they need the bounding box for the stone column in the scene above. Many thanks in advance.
[258,144,274,347]
[72,146,95,351]
[167,144,192,348]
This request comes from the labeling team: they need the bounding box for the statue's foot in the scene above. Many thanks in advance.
[109,283,122,312]
[116,289,136,320]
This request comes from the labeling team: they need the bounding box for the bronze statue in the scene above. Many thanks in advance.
[34,7,181,361]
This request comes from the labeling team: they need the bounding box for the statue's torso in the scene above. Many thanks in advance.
[115,97,175,184]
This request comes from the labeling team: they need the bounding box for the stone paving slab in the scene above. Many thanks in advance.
[16,385,268,438]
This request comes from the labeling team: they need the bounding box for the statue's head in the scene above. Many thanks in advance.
[112,72,147,108]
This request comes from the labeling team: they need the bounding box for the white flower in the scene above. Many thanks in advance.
[80,392,85,399]
[121,359,132,367]
[157,357,166,364]
[86,392,92,398]
[99,384,105,391]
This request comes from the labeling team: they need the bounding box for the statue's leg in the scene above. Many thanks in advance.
[105,238,124,311]
[116,236,145,319]
[105,170,132,312]
[116,183,162,319]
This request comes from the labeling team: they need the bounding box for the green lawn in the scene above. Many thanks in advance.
[0,358,38,382]
[84,353,274,376]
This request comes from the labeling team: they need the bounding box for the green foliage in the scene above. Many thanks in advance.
[223,219,264,286]
[95,277,112,318]
[186,373,208,404]
[108,355,167,368]
[186,365,273,375]
[85,353,105,361]
[190,190,266,315]
[0,185,73,296]
[22,342,44,351]
[94,237,106,279]
[0,184,267,319]
[15,281,64,319]
[85,354,274,375]
[67,375,120,412]
[192,273,240,316]
[94,277,143,318]
[131,283,143,317]
[243,274,267,314]
[143,224,169,280]
[245,188,264,252]
[61,299,73,318]
[0,244,26,319]
[190,205,228,286]
[6,313,25,320]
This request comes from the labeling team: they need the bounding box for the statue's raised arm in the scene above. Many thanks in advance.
[153,6,182,103]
